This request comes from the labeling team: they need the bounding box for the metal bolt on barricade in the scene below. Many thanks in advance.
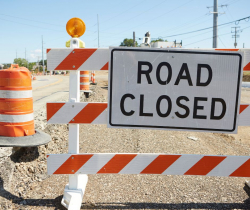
[0,64,51,147]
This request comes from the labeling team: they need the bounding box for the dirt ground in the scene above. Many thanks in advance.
[243,73,250,82]
[0,70,250,209]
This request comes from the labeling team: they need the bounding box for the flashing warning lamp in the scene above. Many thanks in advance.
[66,18,86,38]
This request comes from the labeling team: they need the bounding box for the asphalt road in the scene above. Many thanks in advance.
[242,82,250,88]
[32,75,69,112]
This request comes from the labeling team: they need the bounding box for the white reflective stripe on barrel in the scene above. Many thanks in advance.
[0,113,34,123]
[80,83,90,85]
[80,75,89,77]
[0,90,32,99]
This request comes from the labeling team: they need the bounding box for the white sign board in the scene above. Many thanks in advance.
[108,48,242,133]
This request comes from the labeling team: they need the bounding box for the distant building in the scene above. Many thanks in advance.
[140,31,182,48]
[140,31,151,48]
[151,41,182,48]
[0,64,4,69]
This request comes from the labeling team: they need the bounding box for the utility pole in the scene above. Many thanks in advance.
[133,31,136,47]
[213,0,218,48]
[97,14,99,48]
[207,1,227,48]
[231,26,240,48]
[42,35,45,75]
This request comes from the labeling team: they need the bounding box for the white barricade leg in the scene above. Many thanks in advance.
[61,175,88,209]
[245,181,250,188]
[61,65,88,209]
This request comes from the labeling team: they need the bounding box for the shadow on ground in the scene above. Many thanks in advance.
[83,185,250,209]
[0,177,64,209]
[0,176,250,209]
[10,147,39,163]
[81,201,250,209]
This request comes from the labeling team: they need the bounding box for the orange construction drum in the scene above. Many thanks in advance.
[80,71,90,91]
[0,64,35,137]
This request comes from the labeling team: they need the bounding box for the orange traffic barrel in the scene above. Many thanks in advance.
[80,71,90,90]
[0,64,35,137]
[91,71,96,85]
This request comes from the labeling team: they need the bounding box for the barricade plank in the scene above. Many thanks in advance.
[47,48,250,71]
[47,153,250,177]
[47,102,250,126]
[47,48,109,71]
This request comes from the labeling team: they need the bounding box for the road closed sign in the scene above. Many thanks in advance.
[108,48,242,133]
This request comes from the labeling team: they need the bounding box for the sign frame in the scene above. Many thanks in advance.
[108,48,242,133]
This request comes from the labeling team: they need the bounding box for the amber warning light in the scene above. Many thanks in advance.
[66,17,86,38]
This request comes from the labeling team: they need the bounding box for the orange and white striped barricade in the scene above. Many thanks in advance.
[46,99,250,176]
[214,49,250,71]
[183,48,250,71]
[47,103,250,125]
[47,47,250,210]
[46,102,250,175]
[47,48,109,71]
[47,48,250,72]
[0,64,51,147]
[47,153,250,177]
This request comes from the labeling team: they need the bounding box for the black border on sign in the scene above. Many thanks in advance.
[109,49,242,132]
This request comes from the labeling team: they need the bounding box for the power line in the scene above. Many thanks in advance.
[0,13,99,34]
[93,0,146,29]
[156,14,209,36]
[0,17,64,32]
[100,0,169,32]
[0,13,64,27]
[218,36,227,48]
[184,32,231,46]
[87,0,139,28]
[160,15,250,38]
[184,25,250,47]
[178,23,230,41]
[104,0,194,38]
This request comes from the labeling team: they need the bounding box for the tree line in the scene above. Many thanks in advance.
[120,38,167,47]
[2,58,47,72]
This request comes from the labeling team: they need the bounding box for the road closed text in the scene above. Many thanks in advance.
[119,61,226,120]
[109,50,241,132]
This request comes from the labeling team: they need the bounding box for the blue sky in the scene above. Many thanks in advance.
[0,0,249,63]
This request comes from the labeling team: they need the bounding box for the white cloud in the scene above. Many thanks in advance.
[29,49,42,61]
[34,49,42,53]
[30,53,36,58]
